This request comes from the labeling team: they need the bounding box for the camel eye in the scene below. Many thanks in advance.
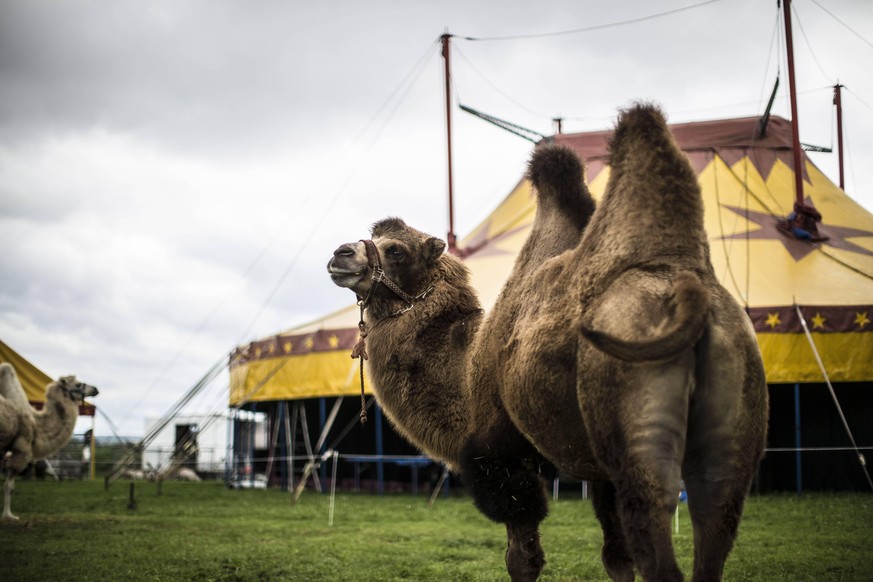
[386,246,405,261]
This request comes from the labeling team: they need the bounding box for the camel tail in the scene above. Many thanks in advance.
[579,274,709,362]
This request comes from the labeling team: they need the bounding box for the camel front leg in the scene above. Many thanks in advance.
[3,471,19,521]
[505,522,546,582]
[460,421,549,581]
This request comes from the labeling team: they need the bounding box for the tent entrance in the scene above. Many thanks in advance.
[174,424,199,469]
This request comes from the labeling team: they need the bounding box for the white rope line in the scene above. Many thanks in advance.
[766,446,873,453]
[230,453,434,464]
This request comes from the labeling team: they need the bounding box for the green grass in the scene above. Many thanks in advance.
[1,480,871,581]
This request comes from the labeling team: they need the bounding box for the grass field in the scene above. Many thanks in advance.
[1,479,871,581]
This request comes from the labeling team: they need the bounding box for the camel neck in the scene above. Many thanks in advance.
[32,399,78,459]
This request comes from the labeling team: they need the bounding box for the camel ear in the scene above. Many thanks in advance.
[425,237,446,263]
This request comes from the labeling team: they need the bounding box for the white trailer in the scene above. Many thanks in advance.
[142,413,234,476]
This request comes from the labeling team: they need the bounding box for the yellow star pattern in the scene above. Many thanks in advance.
[255,347,262,358]
[811,313,826,330]
[328,335,340,349]
[304,337,315,350]
[855,312,870,329]
[765,312,781,329]
[283,341,293,354]
[267,343,275,354]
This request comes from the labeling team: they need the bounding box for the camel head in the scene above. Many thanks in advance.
[54,375,99,404]
[327,217,445,304]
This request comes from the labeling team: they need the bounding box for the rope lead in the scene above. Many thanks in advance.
[352,302,368,424]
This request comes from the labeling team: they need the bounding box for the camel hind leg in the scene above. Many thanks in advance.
[460,417,548,582]
[583,357,694,581]
[611,471,683,582]
[683,476,751,582]
[683,315,767,582]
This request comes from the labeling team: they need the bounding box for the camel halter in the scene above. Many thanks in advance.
[351,238,434,425]
[60,381,91,403]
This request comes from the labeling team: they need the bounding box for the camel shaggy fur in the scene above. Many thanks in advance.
[1,363,99,520]
[327,103,767,582]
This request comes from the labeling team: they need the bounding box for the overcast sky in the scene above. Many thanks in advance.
[1,0,871,437]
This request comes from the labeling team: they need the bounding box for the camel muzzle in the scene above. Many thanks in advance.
[71,382,99,401]
[327,242,370,291]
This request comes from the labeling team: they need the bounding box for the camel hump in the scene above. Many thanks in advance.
[0,363,29,407]
[608,102,671,161]
[527,144,594,223]
[579,272,709,362]
[528,144,583,199]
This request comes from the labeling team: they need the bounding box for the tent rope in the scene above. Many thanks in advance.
[711,151,747,304]
[794,304,873,491]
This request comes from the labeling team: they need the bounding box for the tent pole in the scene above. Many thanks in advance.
[249,404,257,488]
[833,83,845,191]
[298,402,321,492]
[794,383,803,496]
[441,31,457,253]
[265,403,281,484]
[225,408,234,486]
[90,414,96,481]
[782,0,804,205]
[283,401,292,491]
[289,402,299,490]
[319,398,327,485]
[291,398,345,504]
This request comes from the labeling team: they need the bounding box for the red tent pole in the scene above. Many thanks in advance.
[783,0,804,205]
[441,32,457,253]
[834,83,845,191]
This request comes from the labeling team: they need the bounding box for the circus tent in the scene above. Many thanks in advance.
[229,114,873,492]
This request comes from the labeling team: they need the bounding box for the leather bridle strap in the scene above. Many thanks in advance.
[360,239,422,307]
[362,239,381,271]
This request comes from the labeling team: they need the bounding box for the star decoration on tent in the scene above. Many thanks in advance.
[766,312,781,329]
[719,201,873,261]
[811,313,826,329]
[856,312,871,329]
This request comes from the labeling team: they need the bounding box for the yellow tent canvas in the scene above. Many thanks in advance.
[230,114,873,406]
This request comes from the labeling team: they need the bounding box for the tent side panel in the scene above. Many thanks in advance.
[0,339,53,403]
[757,331,873,383]
[230,351,371,405]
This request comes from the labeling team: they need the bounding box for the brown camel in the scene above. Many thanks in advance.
[1,363,99,520]
[327,103,767,582]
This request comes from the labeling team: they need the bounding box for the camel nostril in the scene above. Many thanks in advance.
[334,243,358,258]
